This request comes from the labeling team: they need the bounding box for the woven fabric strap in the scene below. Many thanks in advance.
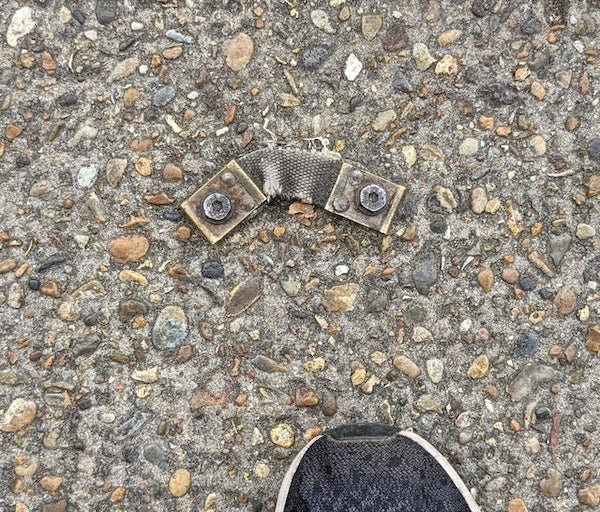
[237,147,343,207]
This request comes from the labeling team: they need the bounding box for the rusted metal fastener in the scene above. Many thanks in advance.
[358,184,387,214]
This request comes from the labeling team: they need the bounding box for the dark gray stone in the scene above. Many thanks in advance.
[392,70,413,93]
[549,233,571,266]
[413,258,439,295]
[152,306,188,351]
[143,443,168,467]
[300,44,331,69]
[95,1,116,25]
[73,334,101,358]
[152,86,176,108]
[202,260,224,279]
[587,138,600,161]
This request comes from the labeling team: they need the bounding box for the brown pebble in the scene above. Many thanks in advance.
[144,192,174,205]
[108,235,149,263]
[0,258,16,274]
[467,354,489,379]
[554,287,576,316]
[393,355,421,379]
[135,157,152,176]
[295,389,319,407]
[163,46,183,60]
[6,124,23,142]
[40,281,61,299]
[507,498,528,512]
[585,175,600,198]
[339,5,350,21]
[321,391,337,416]
[123,88,140,108]
[483,384,499,400]
[168,468,191,498]
[269,424,295,448]
[175,345,193,364]
[585,325,600,353]
[42,499,67,512]
[501,268,519,284]
[40,51,56,75]
[477,268,494,292]
[130,138,153,152]
[175,226,191,241]
[110,486,126,504]
[224,104,237,125]
[163,163,183,181]
[578,484,600,508]
[40,475,62,496]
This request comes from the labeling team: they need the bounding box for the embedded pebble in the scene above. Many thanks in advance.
[344,53,363,81]
[467,354,489,379]
[392,70,413,93]
[578,484,600,508]
[311,10,335,33]
[413,258,438,295]
[372,109,397,132]
[166,29,193,44]
[470,187,488,213]
[507,363,561,401]
[426,359,444,383]
[77,165,100,188]
[108,235,149,263]
[223,33,254,71]
[554,287,576,316]
[270,424,295,448]
[6,7,36,47]
[413,43,436,71]
[362,14,383,40]
[576,224,595,240]
[393,355,421,379]
[169,468,191,498]
[0,398,37,432]
[152,306,187,351]
[459,138,479,156]
[539,468,563,498]
[153,86,176,108]
[322,283,359,312]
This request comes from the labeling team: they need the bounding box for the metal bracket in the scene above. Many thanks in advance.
[324,163,406,235]
[180,160,266,244]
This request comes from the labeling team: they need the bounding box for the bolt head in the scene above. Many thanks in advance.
[202,192,232,221]
[359,184,387,214]
[332,196,350,212]
[220,171,237,186]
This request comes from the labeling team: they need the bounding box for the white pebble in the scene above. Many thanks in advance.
[335,264,349,276]
[344,53,363,81]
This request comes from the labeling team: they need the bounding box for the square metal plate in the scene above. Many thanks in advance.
[181,160,267,244]
[324,163,406,235]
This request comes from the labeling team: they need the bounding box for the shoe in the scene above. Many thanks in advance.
[276,424,481,512]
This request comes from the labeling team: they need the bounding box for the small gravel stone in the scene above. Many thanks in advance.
[361,14,383,40]
[392,70,413,93]
[73,334,101,358]
[467,354,489,379]
[153,86,176,108]
[413,258,438,295]
[311,9,335,33]
[77,164,100,188]
[108,57,139,83]
[28,278,41,291]
[108,235,149,263]
[344,53,363,81]
[507,363,560,401]
[382,22,409,52]
[459,137,478,156]
[152,306,188,351]
[223,33,254,71]
[166,29,193,44]
[95,1,116,25]
[169,468,191,498]
[539,468,563,498]
[413,43,436,71]
[429,218,447,234]
[549,234,571,266]
[372,109,397,132]
[270,424,295,448]
[501,268,519,284]
[201,260,224,279]
[106,158,127,188]
[477,268,494,292]
[426,359,444,383]
[513,332,539,358]
[519,276,535,291]
[0,398,37,432]
[6,7,36,47]
[578,484,600,508]
[554,287,576,316]
[393,355,421,379]
[576,223,596,240]
[322,283,359,312]
[587,138,600,161]
[470,187,487,214]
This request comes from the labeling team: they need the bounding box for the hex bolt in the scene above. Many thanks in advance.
[332,196,350,212]
[359,184,387,214]
[202,192,232,221]
[220,171,237,186]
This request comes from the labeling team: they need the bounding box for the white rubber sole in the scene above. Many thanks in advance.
[275,429,481,512]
